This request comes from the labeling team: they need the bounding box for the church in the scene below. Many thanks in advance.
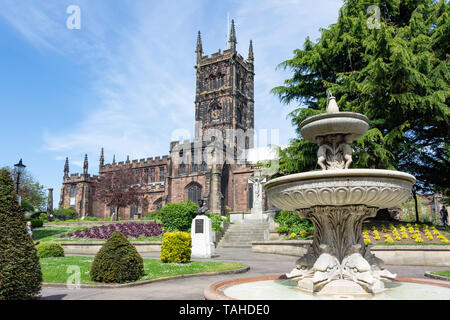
[59,21,274,219]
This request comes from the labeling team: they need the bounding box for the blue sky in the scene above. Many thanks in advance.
[0,0,341,207]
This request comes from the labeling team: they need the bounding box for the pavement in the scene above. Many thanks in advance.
[41,248,447,300]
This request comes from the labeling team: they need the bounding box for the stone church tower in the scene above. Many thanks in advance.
[194,20,255,152]
[59,20,272,219]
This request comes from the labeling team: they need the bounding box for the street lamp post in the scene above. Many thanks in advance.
[14,159,26,205]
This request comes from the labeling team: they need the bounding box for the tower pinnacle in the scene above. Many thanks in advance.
[196,31,203,63]
[99,147,104,170]
[248,40,254,63]
[83,154,88,175]
[64,157,69,178]
[229,19,237,51]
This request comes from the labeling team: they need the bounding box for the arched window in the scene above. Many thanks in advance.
[248,184,253,209]
[130,204,138,219]
[179,163,186,175]
[154,198,163,211]
[187,183,202,204]
[70,185,77,197]
[237,107,242,123]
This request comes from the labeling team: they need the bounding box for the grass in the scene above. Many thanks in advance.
[40,256,246,284]
[430,270,450,278]
[33,226,163,242]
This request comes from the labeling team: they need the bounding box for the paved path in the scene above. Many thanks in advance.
[41,248,446,300]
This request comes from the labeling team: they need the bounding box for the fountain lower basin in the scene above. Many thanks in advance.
[265,169,416,210]
[204,275,450,300]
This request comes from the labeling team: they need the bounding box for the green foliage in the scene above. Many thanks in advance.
[272,0,450,193]
[160,231,191,263]
[30,218,44,228]
[274,210,313,237]
[36,243,64,258]
[144,210,162,222]
[205,212,224,232]
[0,169,42,300]
[90,231,144,283]
[21,200,35,213]
[1,167,47,211]
[53,207,78,221]
[160,201,197,232]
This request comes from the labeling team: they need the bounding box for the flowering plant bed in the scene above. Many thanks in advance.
[362,223,449,245]
[59,222,163,240]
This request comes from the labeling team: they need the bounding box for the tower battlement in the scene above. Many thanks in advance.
[101,155,169,172]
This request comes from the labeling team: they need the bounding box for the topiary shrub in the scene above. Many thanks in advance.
[90,231,144,283]
[36,243,65,258]
[0,169,42,300]
[160,201,197,232]
[160,231,191,263]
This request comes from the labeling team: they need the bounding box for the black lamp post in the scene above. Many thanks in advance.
[411,184,419,223]
[14,159,26,204]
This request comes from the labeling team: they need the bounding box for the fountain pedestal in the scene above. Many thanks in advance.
[288,205,395,295]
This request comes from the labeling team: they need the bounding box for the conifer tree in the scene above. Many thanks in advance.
[0,169,42,299]
[272,0,449,195]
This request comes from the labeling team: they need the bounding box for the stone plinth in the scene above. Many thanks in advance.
[191,215,216,259]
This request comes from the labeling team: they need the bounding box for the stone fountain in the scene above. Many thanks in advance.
[264,96,416,296]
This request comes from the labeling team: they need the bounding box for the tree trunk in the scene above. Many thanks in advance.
[116,205,120,221]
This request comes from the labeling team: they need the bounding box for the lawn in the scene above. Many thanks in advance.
[40,256,246,284]
[430,270,450,278]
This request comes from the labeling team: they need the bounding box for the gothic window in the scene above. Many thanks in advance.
[237,107,242,123]
[179,163,186,175]
[70,185,77,197]
[201,151,207,171]
[144,168,149,184]
[159,167,165,181]
[130,204,138,219]
[70,185,77,208]
[248,184,253,209]
[150,168,155,182]
[154,198,162,211]
[187,183,202,204]
[245,136,250,149]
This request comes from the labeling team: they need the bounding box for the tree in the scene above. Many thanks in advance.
[93,167,140,220]
[1,166,47,212]
[0,169,42,300]
[271,0,449,195]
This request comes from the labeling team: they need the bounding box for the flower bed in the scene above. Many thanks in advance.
[60,222,163,240]
[363,223,449,245]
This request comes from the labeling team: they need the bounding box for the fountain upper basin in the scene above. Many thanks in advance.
[264,169,416,210]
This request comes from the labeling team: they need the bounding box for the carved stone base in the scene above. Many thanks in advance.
[286,205,396,295]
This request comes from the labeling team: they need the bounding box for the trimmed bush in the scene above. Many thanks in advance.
[90,231,144,283]
[160,201,197,232]
[36,243,65,258]
[53,207,77,221]
[30,218,44,228]
[0,169,42,300]
[160,231,191,263]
